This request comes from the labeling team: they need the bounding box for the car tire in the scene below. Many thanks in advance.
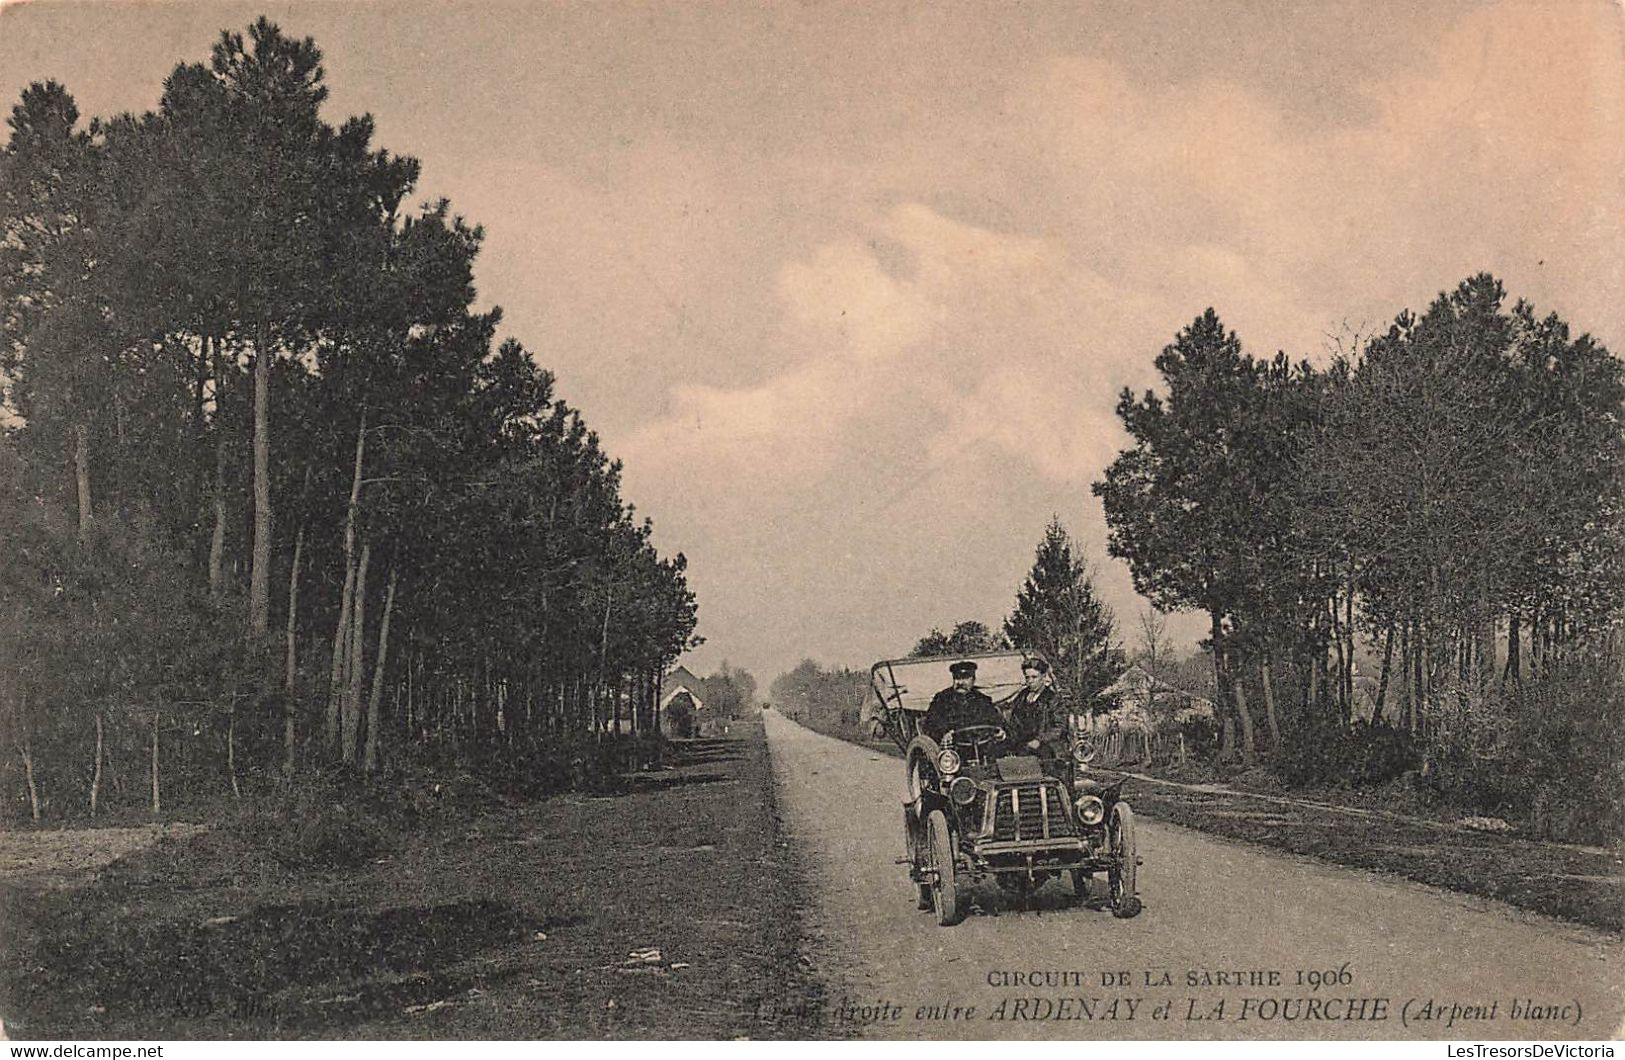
[1108,803,1141,918]
[926,809,964,926]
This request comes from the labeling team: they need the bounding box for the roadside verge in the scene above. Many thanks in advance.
[0,715,829,1039]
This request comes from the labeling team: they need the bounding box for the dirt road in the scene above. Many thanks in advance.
[763,709,1624,1040]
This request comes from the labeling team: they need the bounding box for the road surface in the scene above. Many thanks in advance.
[763,709,1624,1040]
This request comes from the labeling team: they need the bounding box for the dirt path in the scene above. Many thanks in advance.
[763,709,1624,1040]
[0,823,207,887]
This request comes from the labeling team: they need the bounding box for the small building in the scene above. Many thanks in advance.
[1101,664,1215,732]
[660,665,706,736]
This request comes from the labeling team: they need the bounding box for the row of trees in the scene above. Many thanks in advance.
[772,519,1128,733]
[1095,277,1623,838]
[0,20,698,821]
[768,661,870,732]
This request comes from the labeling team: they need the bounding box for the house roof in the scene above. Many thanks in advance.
[1107,664,1214,707]
[662,665,706,710]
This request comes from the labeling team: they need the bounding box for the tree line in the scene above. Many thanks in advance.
[1095,276,1623,840]
[776,518,1127,733]
[0,19,698,822]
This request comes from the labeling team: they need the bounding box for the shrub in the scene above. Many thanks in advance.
[1176,712,1221,760]
[1276,714,1419,788]
[230,768,418,870]
[1424,656,1625,844]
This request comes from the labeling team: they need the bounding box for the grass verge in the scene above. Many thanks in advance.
[0,714,828,1039]
[1126,781,1623,932]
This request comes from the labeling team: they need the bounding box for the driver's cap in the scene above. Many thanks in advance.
[949,660,977,678]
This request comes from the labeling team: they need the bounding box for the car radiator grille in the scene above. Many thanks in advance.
[990,781,1078,841]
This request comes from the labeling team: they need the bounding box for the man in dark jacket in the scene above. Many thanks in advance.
[922,660,1003,742]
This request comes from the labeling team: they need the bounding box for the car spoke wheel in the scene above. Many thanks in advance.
[926,809,964,926]
[1107,803,1142,918]
[905,806,933,910]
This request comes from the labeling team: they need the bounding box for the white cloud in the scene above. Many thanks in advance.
[623,0,1624,677]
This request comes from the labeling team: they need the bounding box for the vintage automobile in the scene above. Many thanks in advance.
[871,651,1142,926]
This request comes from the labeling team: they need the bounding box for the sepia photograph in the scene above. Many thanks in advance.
[0,0,1620,1044]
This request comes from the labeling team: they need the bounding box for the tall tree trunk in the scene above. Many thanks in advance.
[326,413,366,746]
[1232,669,1257,766]
[21,726,41,824]
[192,333,209,531]
[284,523,305,775]
[1503,610,1521,684]
[248,320,272,637]
[1307,638,1320,714]
[1374,621,1395,719]
[1330,597,1349,723]
[326,552,355,747]
[1343,572,1356,711]
[73,420,93,540]
[342,542,372,765]
[363,565,398,773]
[1209,611,1236,762]
[227,695,241,798]
[90,711,104,817]
[150,706,161,816]
[1259,654,1281,751]
[209,335,228,595]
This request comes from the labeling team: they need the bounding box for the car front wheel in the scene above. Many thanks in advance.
[926,809,964,926]
[1108,803,1142,918]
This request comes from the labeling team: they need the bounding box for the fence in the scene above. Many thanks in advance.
[1077,723,1187,768]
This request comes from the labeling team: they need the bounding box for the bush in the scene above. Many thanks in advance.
[475,730,667,797]
[231,768,418,870]
[1276,714,1419,788]
[1425,657,1625,845]
[1176,712,1221,761]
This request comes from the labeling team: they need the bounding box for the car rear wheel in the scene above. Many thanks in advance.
[926,809,964,926]
[1108,803,1142,918]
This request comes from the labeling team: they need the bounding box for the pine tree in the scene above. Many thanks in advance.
[1004,518,1123,714]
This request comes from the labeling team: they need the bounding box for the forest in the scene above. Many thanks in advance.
[777,276,1624,846]
[0,19,699,824]
[1096,280,1624,843]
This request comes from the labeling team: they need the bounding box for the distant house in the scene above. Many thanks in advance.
[1100,664,1215,732]
[660,665,706,735]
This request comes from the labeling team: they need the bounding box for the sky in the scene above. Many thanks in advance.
[3,0,1622,683]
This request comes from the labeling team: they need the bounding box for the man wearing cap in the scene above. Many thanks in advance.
[922,660,1003,742]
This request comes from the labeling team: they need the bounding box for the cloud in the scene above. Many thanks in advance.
[619,0,1623,679]
[621,202,1082,496]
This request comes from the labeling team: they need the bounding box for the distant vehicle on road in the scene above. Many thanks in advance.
[871,651,1143,925]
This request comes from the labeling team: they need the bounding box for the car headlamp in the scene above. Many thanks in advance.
[1076,795,1106,826]
[1073,741,1097,763]
[949,776,979,806]
[936,749,961,775]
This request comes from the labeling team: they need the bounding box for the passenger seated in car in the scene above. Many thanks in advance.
[1003,658,1063,755]
[922,660,1003,742]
